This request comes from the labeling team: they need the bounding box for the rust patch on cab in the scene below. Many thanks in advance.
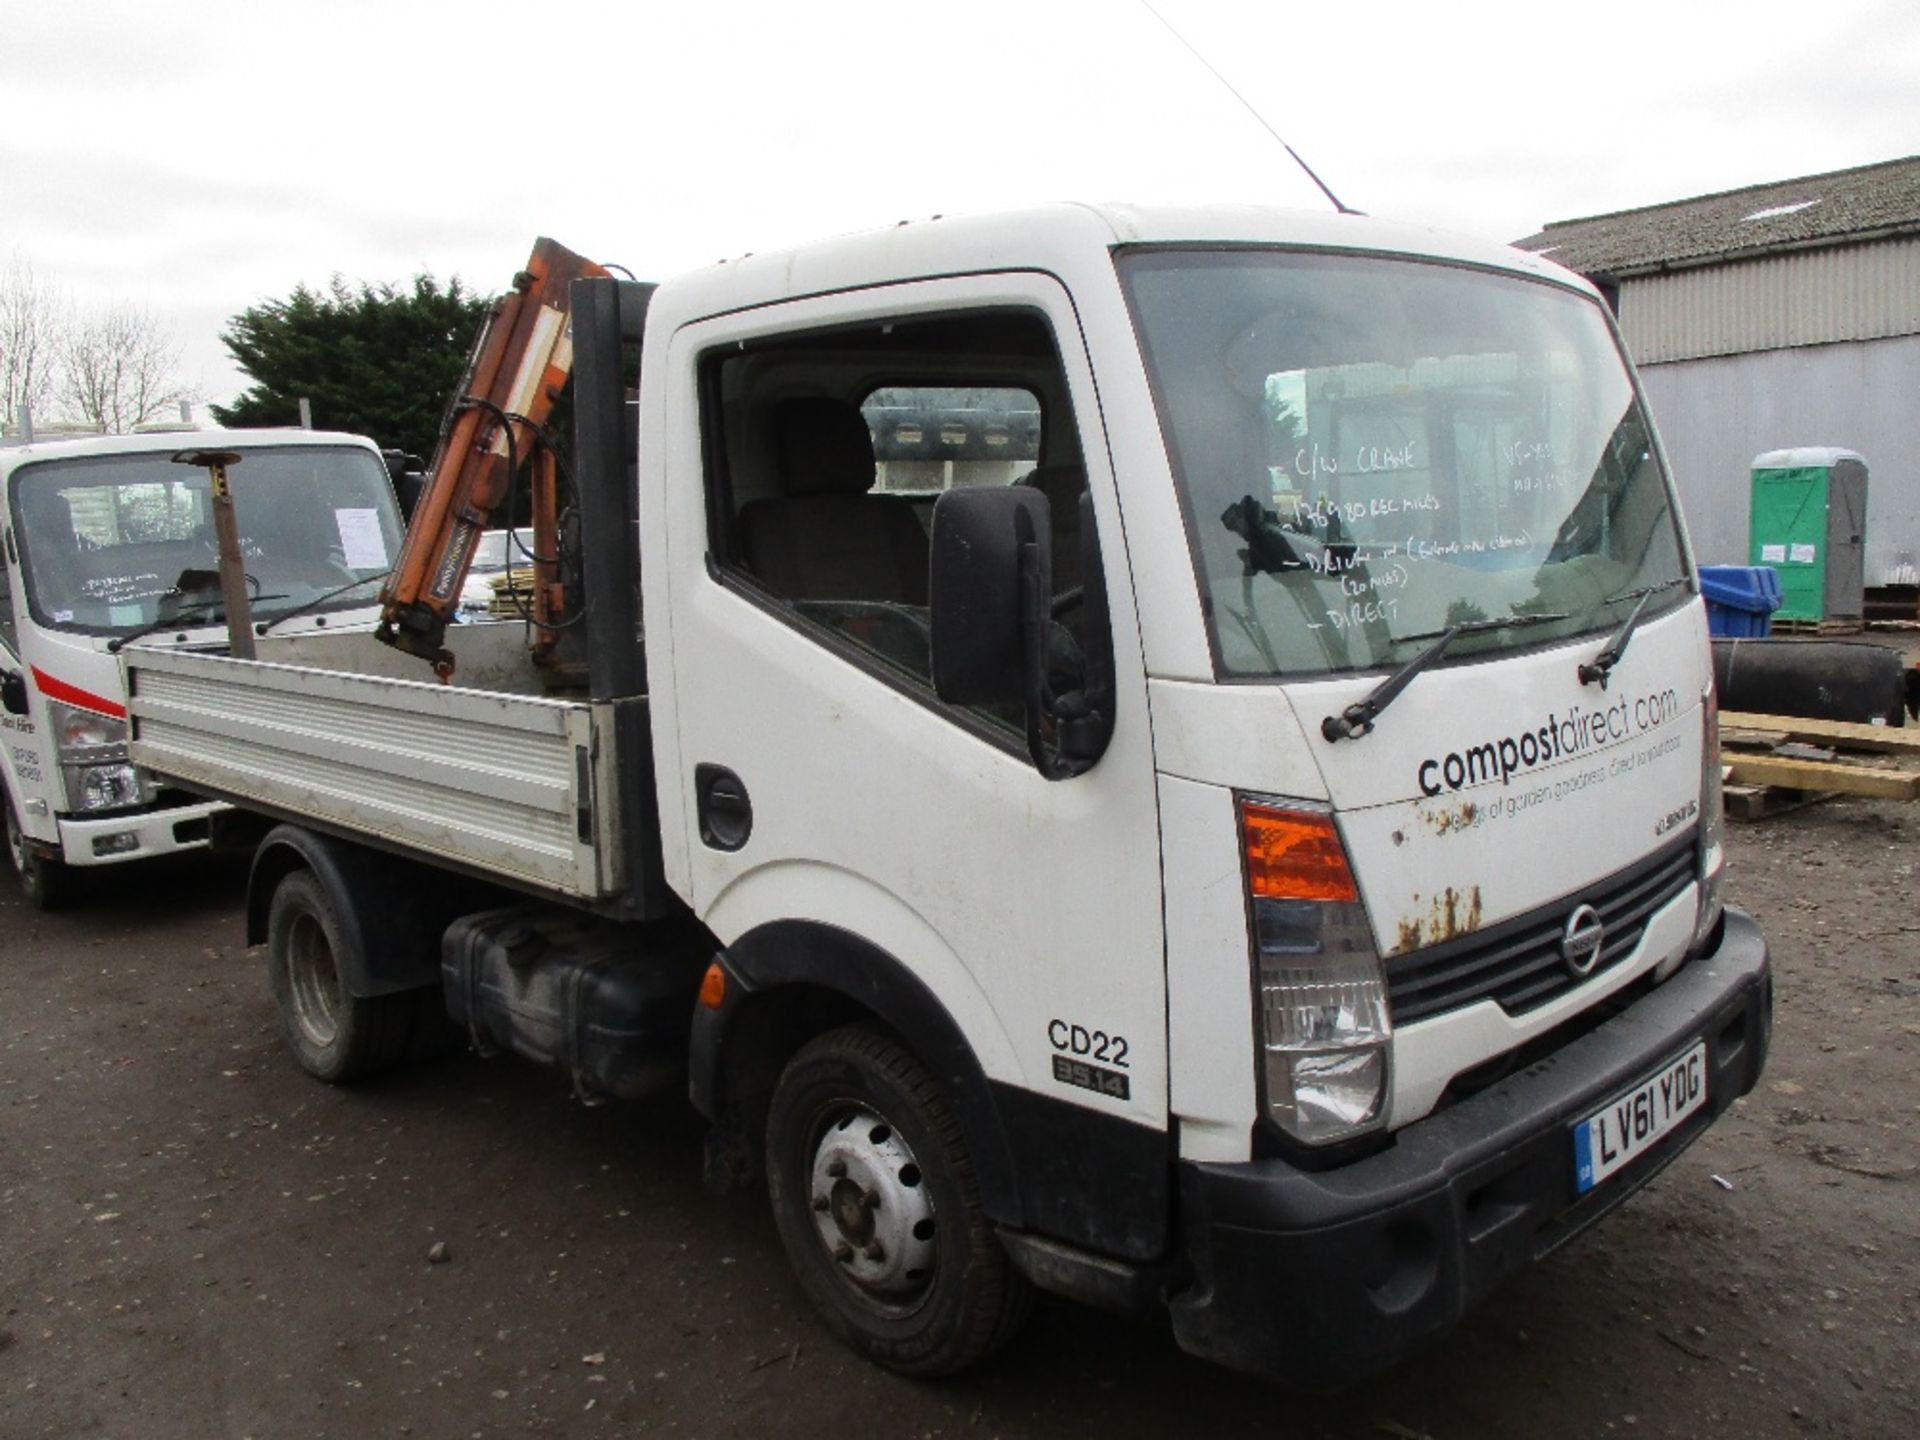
[1392,884,1485,956]
[1418,798,1479,836]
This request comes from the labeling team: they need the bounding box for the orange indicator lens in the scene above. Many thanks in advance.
[698,962,728,1011]
[1240,802,1359,903]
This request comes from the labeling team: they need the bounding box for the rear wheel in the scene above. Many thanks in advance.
[765,1025,1029,1376]
[4,793,75,911]
[266,869,418,1082]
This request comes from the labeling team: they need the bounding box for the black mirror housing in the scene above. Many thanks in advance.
[930,487,1050,708]
[382,448,424,481]
[1,669,28,717]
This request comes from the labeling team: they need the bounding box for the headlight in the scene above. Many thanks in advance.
[48,699,148,812]
[1241,798,1392,1145]
[65,762,149,813]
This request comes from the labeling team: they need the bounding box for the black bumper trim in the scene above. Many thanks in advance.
[1168,906,1771,1387]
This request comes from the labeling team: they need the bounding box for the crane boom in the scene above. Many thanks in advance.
[377,237,608,673]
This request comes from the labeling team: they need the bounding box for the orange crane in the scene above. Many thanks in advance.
[377,237,608,677]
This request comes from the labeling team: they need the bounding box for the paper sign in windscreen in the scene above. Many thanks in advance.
[334,509,389,569]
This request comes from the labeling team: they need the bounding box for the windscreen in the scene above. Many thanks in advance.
[1119,249,1690,678]
[11,444,403,635]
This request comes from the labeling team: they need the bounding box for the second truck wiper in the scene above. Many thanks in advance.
[1322,613,1569,742]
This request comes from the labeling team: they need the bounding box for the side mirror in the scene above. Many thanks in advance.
[930,486,1113,779]
[393,472,427,522]
[382,449,424,482]
[930,486,1048,709]
[1,670,28,717]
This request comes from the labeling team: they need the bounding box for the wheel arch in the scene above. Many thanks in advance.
[245,825,492,997]
[691,919,1025,1231]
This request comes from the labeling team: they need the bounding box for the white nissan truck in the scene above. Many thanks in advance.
[1,429,404,906]
[120,204,1770,1384]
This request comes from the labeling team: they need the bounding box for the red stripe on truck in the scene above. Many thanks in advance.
[30,666,127,719]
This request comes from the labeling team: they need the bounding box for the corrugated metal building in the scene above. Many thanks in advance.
[1515,156,1920,587]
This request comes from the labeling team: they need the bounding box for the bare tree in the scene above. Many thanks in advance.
[59,301,192,434]
[0,251,64,431]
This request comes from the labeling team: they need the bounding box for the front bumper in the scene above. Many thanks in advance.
[1168,905,1771,1388]
[56,798,224,866]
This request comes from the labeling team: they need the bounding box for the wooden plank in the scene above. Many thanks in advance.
[1770,618,1864,635]
[1722,754,1920,799]
[1721,726,1790,749]
[1722,784,1831,822]
[1720,711,1920,755]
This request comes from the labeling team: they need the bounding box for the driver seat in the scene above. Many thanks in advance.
[738,398,930,605]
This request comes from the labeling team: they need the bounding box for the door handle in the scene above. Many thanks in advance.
[695,764,752,851]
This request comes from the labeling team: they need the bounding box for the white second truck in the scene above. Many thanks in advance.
[1,429,404,906]
[122,204,1771,1384]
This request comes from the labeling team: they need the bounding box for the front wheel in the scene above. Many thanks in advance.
[5,793,75,910]
[765,1026,1029,1376]
[266,869,419,1082]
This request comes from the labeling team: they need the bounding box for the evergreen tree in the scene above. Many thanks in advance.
[213,275,487,461]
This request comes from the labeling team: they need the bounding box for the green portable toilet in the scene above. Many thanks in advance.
[1748,448,1868,625]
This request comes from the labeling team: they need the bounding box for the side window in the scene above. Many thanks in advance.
[703,309,1091,713]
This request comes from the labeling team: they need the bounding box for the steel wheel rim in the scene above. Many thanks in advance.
[806,1103,938,1311]
[285,911,341,1047]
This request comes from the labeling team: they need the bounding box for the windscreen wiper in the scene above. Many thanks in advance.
[1321,612,1569,742]
[1577,577,1690,690]
[107,590,292,654]
[106,597,223,654]
[256,571,390,637]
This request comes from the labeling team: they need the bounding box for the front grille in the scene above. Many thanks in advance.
[1385,833,1697,1025]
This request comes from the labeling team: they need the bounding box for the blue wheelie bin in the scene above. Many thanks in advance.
[1699,565,1784,638]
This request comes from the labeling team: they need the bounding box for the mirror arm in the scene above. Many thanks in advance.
[1019,539,1104,782]
[1059,494,1115,767]
[1018,540,1065,778]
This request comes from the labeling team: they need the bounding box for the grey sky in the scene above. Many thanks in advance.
[5,0,1917,417]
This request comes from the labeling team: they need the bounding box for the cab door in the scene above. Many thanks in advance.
[645,273,1169,1255]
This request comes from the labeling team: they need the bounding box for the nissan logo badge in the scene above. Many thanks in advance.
[1561,904,1605,977]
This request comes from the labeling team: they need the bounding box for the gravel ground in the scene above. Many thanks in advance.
[2,803,1915,1440]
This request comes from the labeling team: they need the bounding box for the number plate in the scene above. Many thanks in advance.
[1573,1040,1708,1194]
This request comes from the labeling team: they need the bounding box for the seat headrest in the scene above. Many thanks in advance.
[21,485,77,538]
[775,397,877,497]
[1019,464,1086,512]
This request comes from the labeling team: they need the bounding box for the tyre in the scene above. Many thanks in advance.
[765,1025,1030,1376]
[266,868,418,1083]
[4,792,75,911]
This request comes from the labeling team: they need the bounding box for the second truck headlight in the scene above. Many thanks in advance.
[1241,799,1392,1145]
[49,698,150,813]
[69,762,147,812]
